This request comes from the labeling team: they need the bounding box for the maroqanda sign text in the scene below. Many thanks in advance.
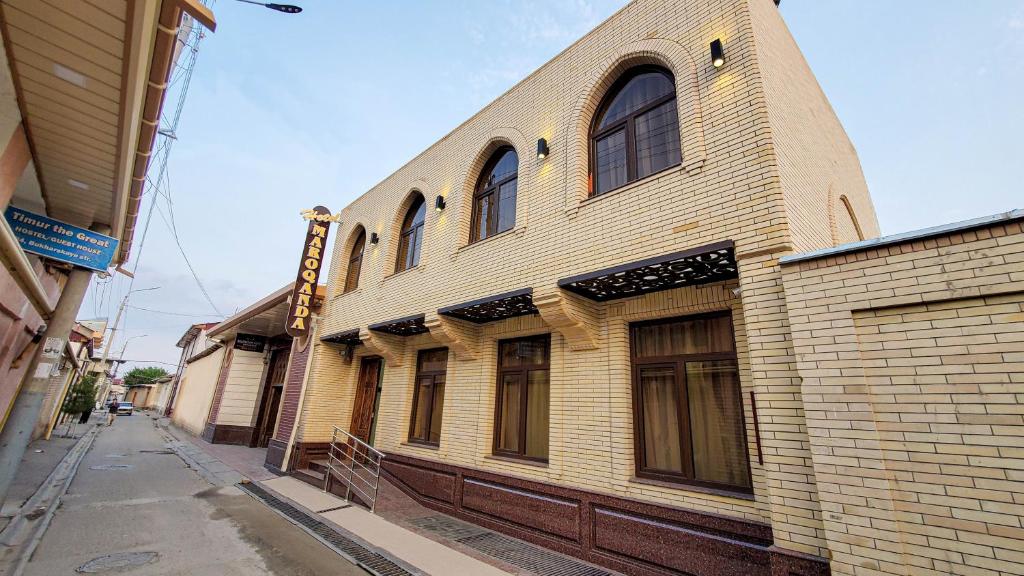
[285,206,334,338]
[4,206,118,272]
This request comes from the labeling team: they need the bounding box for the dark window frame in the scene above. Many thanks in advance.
[408,347,448,447]
[492,334,551,463]
[629,311,753,494]
[395,195,425,273]
[589,66,681,197]
[470,146,518,243]
[343,228,366,294]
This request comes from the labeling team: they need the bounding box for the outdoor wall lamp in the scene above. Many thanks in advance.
[435,195,446,212]
[369,232,379,245]
[536,138,549,160]
[710,39,725,68]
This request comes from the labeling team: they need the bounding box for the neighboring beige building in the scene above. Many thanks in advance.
[166,285,325,473]
[257,1,1022,576]
[170,343,224,436]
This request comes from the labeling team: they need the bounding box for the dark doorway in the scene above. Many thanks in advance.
[350,357,383,444]
[253,346,290,448]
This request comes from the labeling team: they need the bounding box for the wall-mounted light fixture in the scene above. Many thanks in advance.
[369,232,379,245]
[435,195,446,212]
[536,138,549,160]
[710,39,725,68]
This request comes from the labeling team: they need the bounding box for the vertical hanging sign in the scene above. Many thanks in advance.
[285,206,339,338]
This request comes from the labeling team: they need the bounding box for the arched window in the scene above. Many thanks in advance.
[395,195,425,272]
[590,66,680,196]
[471,147,518,242]
[343,228,365,293]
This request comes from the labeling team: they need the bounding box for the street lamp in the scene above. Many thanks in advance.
[94,287,160,407]
[234,0,303,13]
[119,335,148,362]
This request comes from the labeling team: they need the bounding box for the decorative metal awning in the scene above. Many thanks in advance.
[557,241,738,302]
[437,288,538,324]
[368,314,429,336]
[320,328,362,346]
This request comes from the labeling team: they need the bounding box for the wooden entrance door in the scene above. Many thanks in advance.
[254,347,290,448]
[350,357,382,443]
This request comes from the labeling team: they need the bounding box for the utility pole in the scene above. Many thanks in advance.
[94,288,158,407]
[0,267,92,503]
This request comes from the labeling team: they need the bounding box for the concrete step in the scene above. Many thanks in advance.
[292,468,324,488]
[308,459,330,474]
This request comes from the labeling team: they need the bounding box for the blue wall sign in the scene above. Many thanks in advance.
[4,206,118,272]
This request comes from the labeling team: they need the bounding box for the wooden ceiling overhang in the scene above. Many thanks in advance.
[0,0,215,266]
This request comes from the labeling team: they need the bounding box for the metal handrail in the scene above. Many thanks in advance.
[326,426,385,512]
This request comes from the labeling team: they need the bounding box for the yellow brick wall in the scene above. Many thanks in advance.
[297,0,876,556]
[746,0,879,253]
[781,220,1024,576]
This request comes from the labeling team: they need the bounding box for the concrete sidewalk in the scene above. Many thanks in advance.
[260,476,510,576]
[156,415,275,485]
[0,411,100,531]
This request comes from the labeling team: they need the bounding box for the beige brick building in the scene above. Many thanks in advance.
[267,1,1021,575]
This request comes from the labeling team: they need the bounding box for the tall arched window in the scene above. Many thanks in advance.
[343,228,365,293]
[395,195,425,272]
[590,66,680,196]
[471,147,518,242]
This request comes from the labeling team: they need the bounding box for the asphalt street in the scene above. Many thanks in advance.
[21,413,368,575]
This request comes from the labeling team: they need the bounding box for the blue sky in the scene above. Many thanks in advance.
[85,0,1024,370]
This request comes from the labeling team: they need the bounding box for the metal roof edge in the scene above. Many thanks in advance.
[780,209,1024,265]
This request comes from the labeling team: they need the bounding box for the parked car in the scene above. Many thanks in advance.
[116,402,134,415]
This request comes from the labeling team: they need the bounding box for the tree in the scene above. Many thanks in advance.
[123,366,169,388]
[63,374,98,416]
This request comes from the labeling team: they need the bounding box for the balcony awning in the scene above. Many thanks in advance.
[437,288,538,324]
[368,314,428,336]
[557,241,738,302]
[320,328,362,346]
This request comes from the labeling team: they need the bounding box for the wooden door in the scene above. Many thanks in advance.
[254,347,290,447]
[350,357,381,442]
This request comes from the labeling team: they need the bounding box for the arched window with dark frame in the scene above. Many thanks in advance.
[343,228,365,293]
[471,147,518,243]
[395,195,426,273]
[590,66,681,196]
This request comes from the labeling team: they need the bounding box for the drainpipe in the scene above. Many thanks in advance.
[0,216,55,319]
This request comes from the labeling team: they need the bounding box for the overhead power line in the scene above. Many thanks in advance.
[125,305,225,319]
[124,6,222,319]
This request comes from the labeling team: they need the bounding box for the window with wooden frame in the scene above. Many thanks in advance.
[343,228,366,293]
[590,66,681,196]
[395,195,426,273]
[408,348,448,446]
[493,335,550,461]
[471,147,518,243]
[630,312,751,492]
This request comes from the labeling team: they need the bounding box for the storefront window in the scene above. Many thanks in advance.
[630,313,751,491]
[494,335,550,461]
[409,348,448,445]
